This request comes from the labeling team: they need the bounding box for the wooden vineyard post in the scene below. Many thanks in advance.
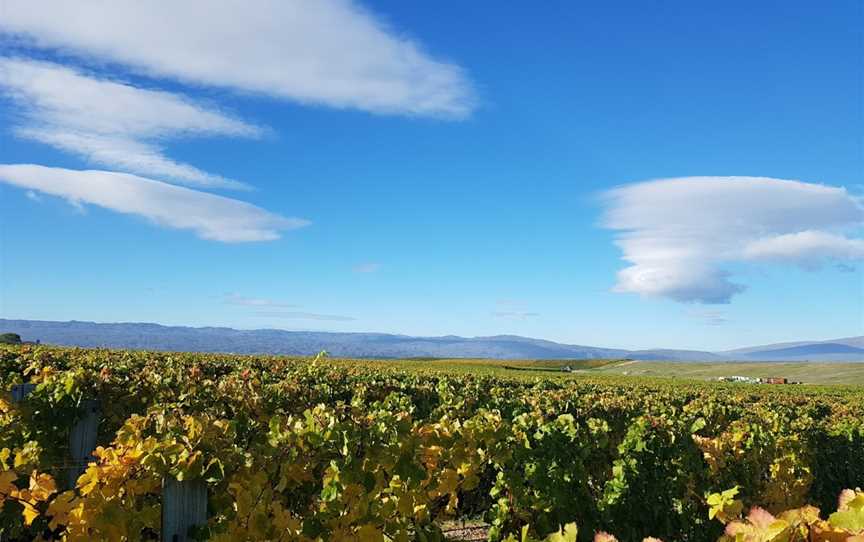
[10,383,36,402]
[67,399,101,488]
[162,478,207,542]
[10,386,101,489]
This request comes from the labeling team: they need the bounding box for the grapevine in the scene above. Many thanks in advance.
[1,345,862,541]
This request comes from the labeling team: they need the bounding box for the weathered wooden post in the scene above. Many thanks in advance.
[10,383,36,402]
[67,399,101,488]
[11,385,101,489]
[162,478,207,542]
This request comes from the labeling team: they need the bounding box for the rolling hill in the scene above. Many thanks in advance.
[0,319,861,361]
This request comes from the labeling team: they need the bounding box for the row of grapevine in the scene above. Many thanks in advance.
[1,345,863,541]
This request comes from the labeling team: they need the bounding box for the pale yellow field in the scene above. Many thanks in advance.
[592,360,864,385]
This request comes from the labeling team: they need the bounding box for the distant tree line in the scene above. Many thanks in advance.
[0,333,22,344]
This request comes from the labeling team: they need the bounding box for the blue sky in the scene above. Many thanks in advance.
[0,0,861,350]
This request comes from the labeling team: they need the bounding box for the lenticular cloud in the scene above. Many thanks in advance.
[0,57,259,189]
[602,176,864,304]
[0,0,475,118]
[0,164,309,242]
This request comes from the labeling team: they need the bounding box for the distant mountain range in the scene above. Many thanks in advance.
[1,319,862,362]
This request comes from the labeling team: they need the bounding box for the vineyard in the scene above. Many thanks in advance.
[1,345,863,542]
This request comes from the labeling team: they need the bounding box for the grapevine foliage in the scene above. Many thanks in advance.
[1,345,863,541]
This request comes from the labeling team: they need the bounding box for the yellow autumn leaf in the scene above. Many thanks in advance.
[77,466,101,496]
[21,500,39,526]
[47,490,79,530]
[437,468,459,495]
[28,471,57,501]
[358,524,383,542]
[0,469,18,497]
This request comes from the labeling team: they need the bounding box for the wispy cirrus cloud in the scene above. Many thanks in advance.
[353,262,382,273]
[688,309,730,326]
[254,311,356,322]
[0,57,260,189]
[224,293,298,308]
[493,299,540,320]
[225,293,355,321]
[0,164,308,242]
[0,0,476,118]
[493,311,540,320]
[602,176,864,304]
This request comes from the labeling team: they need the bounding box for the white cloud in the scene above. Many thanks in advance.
[24,190,41,202]
[493,311,540,320]
[0,57,260,189]
[602,176,864,304]
[742,231,864,267]
[493,299,539,320]
[224,293,297,308]
[254,311,356,322]
[224,294,353,320]
[0,164,309,242]
[0,0,475,118]
[353,262,382,273]
[687,309,729,326]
